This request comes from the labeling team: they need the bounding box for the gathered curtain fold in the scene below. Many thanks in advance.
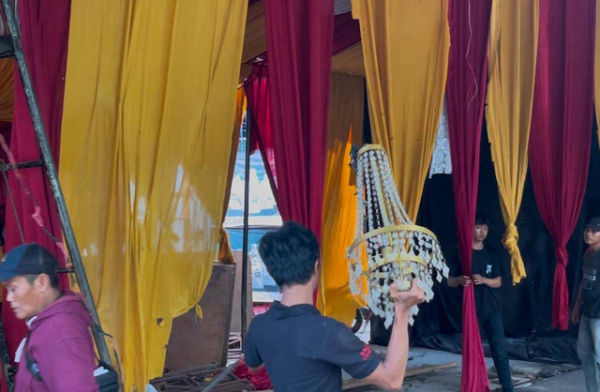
[529,0,595,331]
[59,1,247,389]
[0,59,13,122]
[2,0,71,365]
[485,0,539,285]
[263,0,334,239]
[317,72,365,325]
[218,87,246,264]
[446,0,493,391]
[351,0,450,221]
[244,64,278,198]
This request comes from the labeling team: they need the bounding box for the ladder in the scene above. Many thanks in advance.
[0,0,113,388]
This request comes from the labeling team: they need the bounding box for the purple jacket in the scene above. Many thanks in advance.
[15,293,99,392]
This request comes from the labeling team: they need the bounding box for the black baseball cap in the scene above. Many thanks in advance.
[586,217,600,232]
[0,243,58,282]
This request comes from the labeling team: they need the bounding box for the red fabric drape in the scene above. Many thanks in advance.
[528,0,595,331]
[0,123,10,236]
[244,64,278,198]
[446,0,492,391]
[263,0,333,239]
[2,0,71,367]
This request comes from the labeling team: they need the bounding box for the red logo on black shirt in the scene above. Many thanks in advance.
[360,345,372,361]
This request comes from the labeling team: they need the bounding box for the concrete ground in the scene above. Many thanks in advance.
[348,347,585,392]
[517,369,584,391]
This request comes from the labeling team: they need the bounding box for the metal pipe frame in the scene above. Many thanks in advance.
[241,111,251,339]
[0,160,43,171]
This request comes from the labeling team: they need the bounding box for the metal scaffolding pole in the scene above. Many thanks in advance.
[241,111,251,339]
[1,0,112,366]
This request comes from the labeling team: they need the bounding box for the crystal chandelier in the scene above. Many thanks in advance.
[347,144,448,327]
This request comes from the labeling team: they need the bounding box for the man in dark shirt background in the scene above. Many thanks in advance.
[447,213,513,392]
[572,217,600,392]
[243,221,425,391]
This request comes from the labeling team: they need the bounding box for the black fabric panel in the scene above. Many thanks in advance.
[362,81,372,144]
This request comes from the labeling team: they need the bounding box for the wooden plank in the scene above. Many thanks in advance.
[164,263,236,371]
[489,375,532,391]
[150,365,256,391]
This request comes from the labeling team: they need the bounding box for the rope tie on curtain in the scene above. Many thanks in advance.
[502,222,527,285]
[554,246,569,268]
[501,222,519,254]
[553,245,570,328]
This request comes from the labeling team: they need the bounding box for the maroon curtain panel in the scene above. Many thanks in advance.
[446,0,492,391]
[2,0,71,362]
[332,12,360,55]
[528,0,595,331]
[263,0,334,239]
[244,64,278,199]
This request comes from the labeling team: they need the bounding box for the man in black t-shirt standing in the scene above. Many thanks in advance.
[448,213,513,392]
[572,217,600,392]
[243,221,425,391]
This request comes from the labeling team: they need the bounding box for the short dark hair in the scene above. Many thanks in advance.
[258,221,319,288]
[586,217,600,232]
[23,272,60,289]
[475,212,490,226]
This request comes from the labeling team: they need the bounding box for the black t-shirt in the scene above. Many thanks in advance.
[244,301,381,391]
[581,248,600,318]
[449,247,502,317]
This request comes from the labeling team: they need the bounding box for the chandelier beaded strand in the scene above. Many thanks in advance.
[347,144,449,327]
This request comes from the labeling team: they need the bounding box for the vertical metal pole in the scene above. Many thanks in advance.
[241,111,251,339]
[1,0,112,366]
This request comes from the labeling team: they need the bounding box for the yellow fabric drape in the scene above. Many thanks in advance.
[218,87,246,264]
[486,0,539,284]
[352,0,450,221]
[0,59,13,122]
[59,1,247,390]
[317,73,365,325]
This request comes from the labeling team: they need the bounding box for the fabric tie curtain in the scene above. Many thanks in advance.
[244,64,278,197]
[446,0,492,391]
[529,0,595,331]
[351,0,450,221]
[59,1,247,389]
[2,0,71,366]
[317,73,365,325]
[0,60,13,122]
[218,87,246,264]
[485,0,539,285]
[263,0,334,239]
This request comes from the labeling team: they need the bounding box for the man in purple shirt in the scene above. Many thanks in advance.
[0,243,98,392]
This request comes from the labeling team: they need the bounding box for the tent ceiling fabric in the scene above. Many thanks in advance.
[242,0,266,63]
[331,43,364,75]
[241,0,365,78]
